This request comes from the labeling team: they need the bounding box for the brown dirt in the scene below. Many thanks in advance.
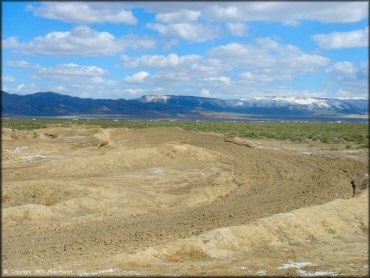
[2,126,368,276]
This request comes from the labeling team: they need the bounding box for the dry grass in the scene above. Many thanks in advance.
[179,139,191,145]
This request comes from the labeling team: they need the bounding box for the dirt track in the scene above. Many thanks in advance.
[2,126,368,275]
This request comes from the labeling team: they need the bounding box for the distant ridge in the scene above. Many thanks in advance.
[2,91,368,121]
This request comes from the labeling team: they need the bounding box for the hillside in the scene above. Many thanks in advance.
[2,91,368,121]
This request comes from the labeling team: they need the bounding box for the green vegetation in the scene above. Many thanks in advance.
[3,118,368,147]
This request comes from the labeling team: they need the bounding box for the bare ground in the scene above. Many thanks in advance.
[2,126,368,276]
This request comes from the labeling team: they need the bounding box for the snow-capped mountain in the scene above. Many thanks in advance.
[2,91,368,121]
[226,96,367,112]
[138,95,368,115]
[139,95,171,103]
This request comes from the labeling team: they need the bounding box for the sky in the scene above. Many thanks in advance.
[2,1,369,99]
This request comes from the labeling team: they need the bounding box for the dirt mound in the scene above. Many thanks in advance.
[2,129,36,140]
[3,181,86,208]
[3,204,56,222]
[2,126,368,275]
[159,143,215,161]
[2,128,14,140]
[224,136,255,148]
[114,192,368,276]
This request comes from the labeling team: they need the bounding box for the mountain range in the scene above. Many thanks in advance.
[2,91,368,122]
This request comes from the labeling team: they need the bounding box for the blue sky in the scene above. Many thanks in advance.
[2,1,369,99]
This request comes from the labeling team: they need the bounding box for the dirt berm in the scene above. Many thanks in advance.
[2,126,368,275]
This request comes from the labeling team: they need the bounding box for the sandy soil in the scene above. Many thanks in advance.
[2,126,368,276]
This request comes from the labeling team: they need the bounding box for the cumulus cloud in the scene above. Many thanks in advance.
[325,61,368,96]
[6,61,110,83]
[4,83,41,94]
[201,89,211,97]
[28,3,137,24]
[240,70,293,83]
[312,27,368,49]
[327,61,357,77]
[7,60,31,68]
[28,63,118,94]
[150,72,193,84]
[118,38,332,97]
[4,2,366,99]
[121,53,202,68]
[227,23,248,36]
[51,85,67,93]
[209,38,330,79]
[120,53,226,91]
[204,2,368,24]
[2,36,19,48]
[116,2,367,24]
[121,53,224,76]
[147,22,221,42]
[204,76,231,85]
[2,75,15,82]
[156,10,201,23]
[125,71,150,83]
[124,88,145,95]
[37,63,107,77]
[3,26,156,56]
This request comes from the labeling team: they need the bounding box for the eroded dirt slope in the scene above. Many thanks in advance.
[2,126,368,275]
[107,190,368,276]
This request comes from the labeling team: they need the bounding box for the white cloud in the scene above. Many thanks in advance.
[118,38,332,98]
[125,71,150,83]
[204,2,368,24]
[227,23,248,36]
[37,63,107,77]
[312,27,368,49]
[325,61,368,96]
[327,61,357,77]
[156,10,201,23]
[5,79,123,99]
[121,53,224,77]
[204,76,231,85]
[121,53,202,68]
[147,22,220,42]
[151,72,192,83]
[240,71,293,83]
[28,3,137,25]
[2,75,15,82]
[7,60,31,68]
[117,2,367,24]
[51,85,67,93]
[124,88,145,95]
[17,84,25,91]
[2,36,19,48]
[94,77,107,85]
[120,56,226,92]
[23,62,118,91]
[201,89,211,97]
[3,26,156,56]
[209,39,330,78]
[5,83,41,94]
